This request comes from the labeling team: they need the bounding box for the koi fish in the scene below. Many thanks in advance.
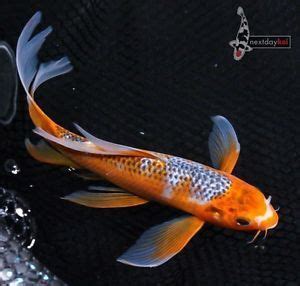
[17,12,278,267]
[229,7,253,61]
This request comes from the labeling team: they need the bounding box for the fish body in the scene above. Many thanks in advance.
[46,146,275,232]
[17,12,278,267]
[229,7,253,60]
[56,150,231,218]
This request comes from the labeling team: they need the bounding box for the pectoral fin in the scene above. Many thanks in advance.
[208,115,240,173]
[62,186,148,208]
[117,215,204,267]
[25,138,80,168]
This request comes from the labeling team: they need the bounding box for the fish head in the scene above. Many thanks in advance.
[205,177,278,232]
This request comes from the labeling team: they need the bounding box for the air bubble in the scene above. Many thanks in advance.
[15,208,24,218]
[4,159,20,175]
[0,268,15,281]
[9,277,25,286]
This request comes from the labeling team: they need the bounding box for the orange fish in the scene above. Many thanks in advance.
[17,12,279,267]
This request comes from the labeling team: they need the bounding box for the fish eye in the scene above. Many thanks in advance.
[236,218,250,226]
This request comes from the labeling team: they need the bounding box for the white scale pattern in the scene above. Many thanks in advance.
[165,157,232,203]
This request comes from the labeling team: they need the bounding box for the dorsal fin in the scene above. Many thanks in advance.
[74,124,166,160]
[33,127,166,161]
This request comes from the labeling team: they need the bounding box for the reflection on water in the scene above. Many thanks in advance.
[0,42,18,125]
[0,188,35,249]
[0,188,67,285]
[0,226,66,285]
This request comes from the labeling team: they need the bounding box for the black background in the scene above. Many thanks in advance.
[0,0,299,285]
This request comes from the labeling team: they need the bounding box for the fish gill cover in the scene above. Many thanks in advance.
[0,0,298,286]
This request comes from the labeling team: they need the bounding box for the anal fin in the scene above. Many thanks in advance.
[25,138,80,168]
[62,186,149,208]
[117,215,204,267]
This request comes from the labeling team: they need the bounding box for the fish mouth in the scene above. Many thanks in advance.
[248,196,279,244]
[254,196,278,228]
[247,224,277,244]
[265,219,278,230]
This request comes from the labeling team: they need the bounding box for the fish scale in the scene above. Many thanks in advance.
[84,154,232,205]
[165,157,232,202]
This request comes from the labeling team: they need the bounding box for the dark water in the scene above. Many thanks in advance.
[0,1,298,285]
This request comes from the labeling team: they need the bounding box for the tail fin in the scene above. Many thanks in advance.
[237,7,244,17]
[17,12,165,161]
[16,11,73,132]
